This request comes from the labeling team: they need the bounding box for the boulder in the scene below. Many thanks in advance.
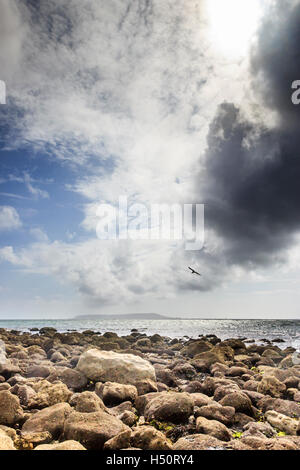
[22,403,72,438]
[144,392,194,424]
[96,382,138,406]
[190,393,213,407]
[76,349,155,385]
[265,410,298,435]
[103,430,132,450]
[258,397,300,418]
[63,410,129,449]
[0,429,15,450]
[257,376,286,398]
[219,391,253,416]
[0,390,23,425]
[243,421,277,438]
[27,365,52,379]
[195,403,235,426]
[173,434,226,450]
[70,391,106,413]
[181,340,212,358]
[28,380,72,408]
[130,426,172,450]
[196,417,231,441]
[35,440,86,450]
[47,368,87,391]
[135,379,158,396]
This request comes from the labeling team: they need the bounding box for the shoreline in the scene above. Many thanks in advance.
[0,327,299,450]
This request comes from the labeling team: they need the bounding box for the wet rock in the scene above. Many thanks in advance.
[172,363,197,380]
[0,390,24,425]
[265,410,298,435]
[63,410,129,449]
[22,403,72,438]
[39,327,57,337]
[135,338,152,348]
[196,417,231,441]
[96,382,138,406]
[144,392,194,424]
[181,340,212,358]
[192,345,234,372]
[76,349,156,385]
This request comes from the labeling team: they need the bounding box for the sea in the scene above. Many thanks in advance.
[0,318,299,350]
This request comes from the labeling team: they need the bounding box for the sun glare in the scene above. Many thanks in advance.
[205,0,263,59]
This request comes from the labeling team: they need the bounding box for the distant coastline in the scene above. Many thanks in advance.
[72,313,180,321]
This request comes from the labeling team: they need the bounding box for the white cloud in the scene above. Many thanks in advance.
[0,206,22,231]
[0,0,274,310]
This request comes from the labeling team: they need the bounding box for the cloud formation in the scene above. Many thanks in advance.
[0,206,22,231]
[198,0,300,273]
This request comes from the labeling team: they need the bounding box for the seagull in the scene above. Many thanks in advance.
[188,267,201,276]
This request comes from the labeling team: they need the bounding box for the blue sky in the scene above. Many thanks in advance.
[0,0,300,319]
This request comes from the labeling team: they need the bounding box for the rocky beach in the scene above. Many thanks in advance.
[0,326,300,451]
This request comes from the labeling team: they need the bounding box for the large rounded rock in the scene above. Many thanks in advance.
[257,376,286,398]
[22,403,72,438]
[96,382,138,406]
[130,426,172,450]
[196,417,231,441]
[220,391,253,416]
[144,392,194,424]
[195,403,235,426]
[0,429,15,450]
[265,410,298,435]
[63,410,129,449]
[47,368,87,391]
[0,390,23,425]
[70,391,106,413]
[76,349,155,385]
[181,340,212,358]
[35,440,86,450]
[173,434,225,450]
[28,380,72,408]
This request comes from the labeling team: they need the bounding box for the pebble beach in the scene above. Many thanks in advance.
[0,326,300,451]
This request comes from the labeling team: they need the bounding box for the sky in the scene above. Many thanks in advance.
[0,0,300,319]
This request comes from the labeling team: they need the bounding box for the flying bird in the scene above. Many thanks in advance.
[188,267,201,276]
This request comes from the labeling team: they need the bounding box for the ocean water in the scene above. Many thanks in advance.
[0,318,299,350]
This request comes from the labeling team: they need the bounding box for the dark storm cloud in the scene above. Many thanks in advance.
[199,0,300,269]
